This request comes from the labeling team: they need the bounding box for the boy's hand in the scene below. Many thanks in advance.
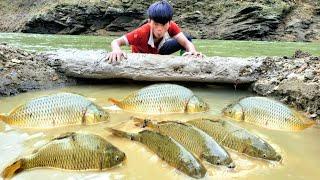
[106,50,127,64]
[182,51,206,58]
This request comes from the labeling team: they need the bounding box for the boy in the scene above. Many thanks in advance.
[106,0,203,63]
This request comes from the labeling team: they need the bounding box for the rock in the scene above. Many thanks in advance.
[11,58,22,64]
[214,5,282,40]
[16,0,318,41]
[22,4,145,35]
[252,80,276,95]
[304,69,315,80]
[0,44,75,96]
[293,49,312,58]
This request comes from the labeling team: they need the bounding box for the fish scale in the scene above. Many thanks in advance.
[187,118,281,161]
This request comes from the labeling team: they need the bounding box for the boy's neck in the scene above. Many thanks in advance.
[153,35,163,43]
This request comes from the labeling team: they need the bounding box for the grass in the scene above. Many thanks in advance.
[0,32,319,57]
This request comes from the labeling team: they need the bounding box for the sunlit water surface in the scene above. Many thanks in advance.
[1,32,319,57]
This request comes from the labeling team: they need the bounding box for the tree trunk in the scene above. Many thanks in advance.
[46,49,265,84]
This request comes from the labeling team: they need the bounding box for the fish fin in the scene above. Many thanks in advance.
[0,113,8,122]
[2,160,23,178]
[108,98,121,106]
[106,128,138,141]
[22,133,55,153]
[161,120,190,127]
[292,111,316,129]
[103,105,122,111]
[23,133,77,155]
[52,132,77,140]
[132,117,157,128]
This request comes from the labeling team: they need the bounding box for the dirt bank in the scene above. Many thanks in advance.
[0,44,318,120]
[252,50,320,119]
[0,44,75,96]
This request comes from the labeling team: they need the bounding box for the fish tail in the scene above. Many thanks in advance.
[0,114,8,132]
[107,128,139,141]
[293,111,316,129]
[2,160,23,178]
[305,118,316,128]
[132,117,156,128]
[0,114,8,122]
[108,98,121,106]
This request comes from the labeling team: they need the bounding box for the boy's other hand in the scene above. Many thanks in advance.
[106,50,127,64]
[182,51,206,58]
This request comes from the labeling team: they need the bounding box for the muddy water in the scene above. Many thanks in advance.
[0,84,319,180]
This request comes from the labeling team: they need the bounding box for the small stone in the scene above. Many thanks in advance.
[304,69,315,80]
[11,58,22,64]
[52,75,59,81]
[310,114,317,118]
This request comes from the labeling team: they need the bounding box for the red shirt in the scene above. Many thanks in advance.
[124,22,181,54]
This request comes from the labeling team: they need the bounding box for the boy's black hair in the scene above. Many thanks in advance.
[147,0,174,25]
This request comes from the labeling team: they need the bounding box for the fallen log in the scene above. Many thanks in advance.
[46,49,265,84]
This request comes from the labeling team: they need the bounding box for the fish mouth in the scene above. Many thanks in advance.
[192,168,206,179]
[227,162,236,169]
[274,154,282,162]
[221,103,234,113]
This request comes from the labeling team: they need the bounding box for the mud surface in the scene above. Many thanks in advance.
[0,44,74,96]
[252,50,320,119]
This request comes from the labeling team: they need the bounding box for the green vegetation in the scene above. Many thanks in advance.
[0,33,319,57]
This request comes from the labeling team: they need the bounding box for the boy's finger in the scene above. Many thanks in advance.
[116,53,121,62]
[123,52,128,59]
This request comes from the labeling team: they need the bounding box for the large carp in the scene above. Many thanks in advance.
[222,96,315,131]
[2,132,126,178]
[109,128,207,179]
[108,84,209,114]
[188,118,281,161]
[0,93,109,128]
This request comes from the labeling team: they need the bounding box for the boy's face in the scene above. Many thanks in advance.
[149,20,170,39]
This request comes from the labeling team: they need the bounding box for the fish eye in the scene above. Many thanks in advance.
[115,155,119,161]
[263,154,267,158]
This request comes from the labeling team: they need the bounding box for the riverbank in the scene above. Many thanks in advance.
[0,44,318,120]
[0,44,74,96]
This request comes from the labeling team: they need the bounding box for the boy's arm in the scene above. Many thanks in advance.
[174,33,204,57]
[106,37,128,64]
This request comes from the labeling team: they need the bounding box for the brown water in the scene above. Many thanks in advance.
[0,84,319,180]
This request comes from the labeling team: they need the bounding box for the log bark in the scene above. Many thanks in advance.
[46,49,265,84]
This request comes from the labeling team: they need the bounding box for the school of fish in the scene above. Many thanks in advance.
[0,83,316,179]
